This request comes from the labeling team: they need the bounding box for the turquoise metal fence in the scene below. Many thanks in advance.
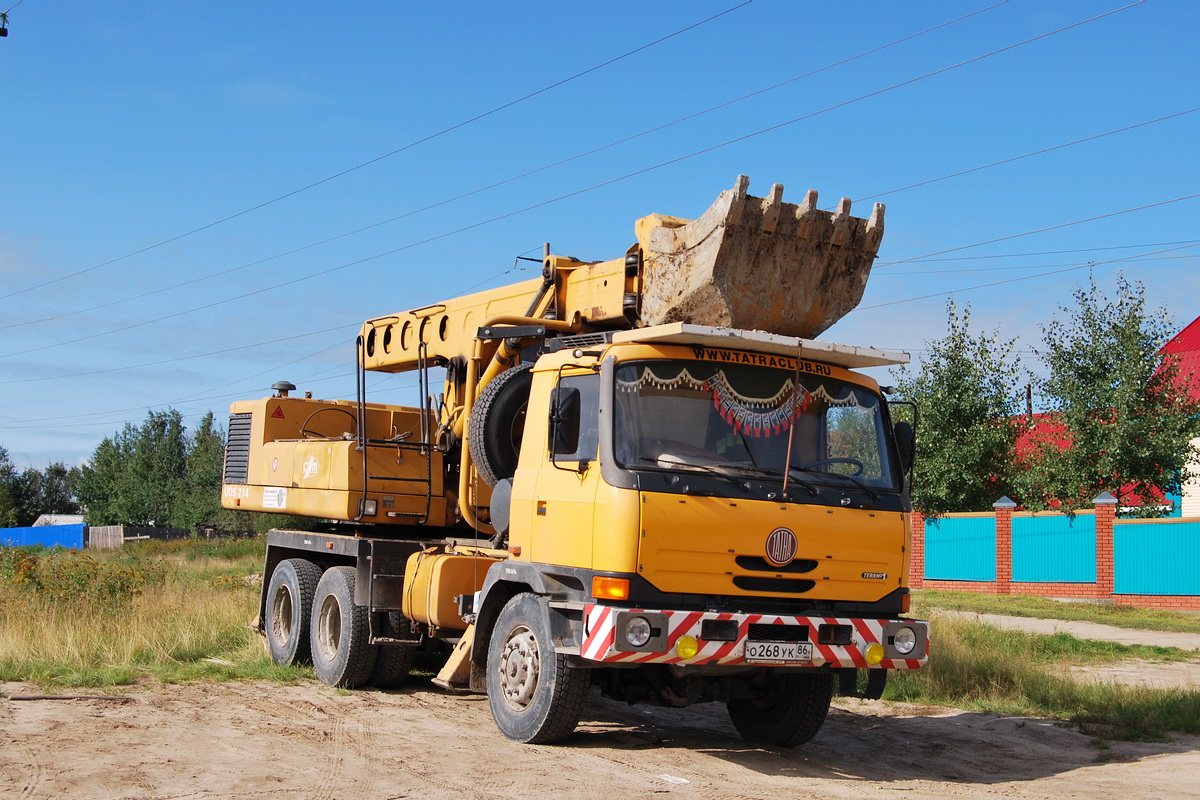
[1012,514,1096,583]
[924,516,995,581]
[1114,520,1200,595]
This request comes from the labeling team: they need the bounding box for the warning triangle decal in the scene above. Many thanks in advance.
[271,406,285,419]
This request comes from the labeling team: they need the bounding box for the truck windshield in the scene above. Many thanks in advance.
[613,360,897,491]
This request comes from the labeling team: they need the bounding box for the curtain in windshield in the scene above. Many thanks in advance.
[613,361,895,488]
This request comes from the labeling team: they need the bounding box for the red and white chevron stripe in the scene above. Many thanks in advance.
[580,604,927,669]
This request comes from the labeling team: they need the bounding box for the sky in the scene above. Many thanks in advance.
[1,0,1198,469]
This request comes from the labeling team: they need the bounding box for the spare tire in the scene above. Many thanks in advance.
[469,363,533,486]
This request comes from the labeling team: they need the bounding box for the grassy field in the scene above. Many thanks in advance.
[2,541,1198,739]
[0,537,302,687]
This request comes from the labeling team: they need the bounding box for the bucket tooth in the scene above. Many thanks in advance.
[831,197,853,247]
[760,183,785,233]
[866,202,886,253]
[797,188,820,240]
[726,174,751,227]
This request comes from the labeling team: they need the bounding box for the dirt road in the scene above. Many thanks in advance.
[3,678,1198,800]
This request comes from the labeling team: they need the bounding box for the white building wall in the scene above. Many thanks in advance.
[1181,436,1200,517]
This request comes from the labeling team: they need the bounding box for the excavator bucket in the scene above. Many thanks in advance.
[636,175,885,339]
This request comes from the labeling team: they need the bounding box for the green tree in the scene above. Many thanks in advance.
[78,408,317,533]
[175,411,226,530]
[1017,274,1200,514]
[79,410,187,526]
[16,462,82,524]
[0,445,22,527]
[892,301,1023,514]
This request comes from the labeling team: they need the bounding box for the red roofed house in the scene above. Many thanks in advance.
[1163,315,1200,516]
[1014,315,1200,514]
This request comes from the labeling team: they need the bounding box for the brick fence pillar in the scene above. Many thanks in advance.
[1094,491,1117,598]
[994,496,1018,594]
[909,510,925,589]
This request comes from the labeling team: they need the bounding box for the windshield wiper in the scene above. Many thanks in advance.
[637,457,751,493]
[789,466,880,501]
[710,465,825,496]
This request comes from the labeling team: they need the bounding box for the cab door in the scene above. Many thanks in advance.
[525,371,602,569]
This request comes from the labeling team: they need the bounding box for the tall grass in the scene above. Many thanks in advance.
[888,614,1200,739]
[0,537,303,687]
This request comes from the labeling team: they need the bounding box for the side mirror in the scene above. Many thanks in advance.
[894,420,915,474]
[550,387,581,455]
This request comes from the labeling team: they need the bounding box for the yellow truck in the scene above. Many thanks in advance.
[222,176,929,745]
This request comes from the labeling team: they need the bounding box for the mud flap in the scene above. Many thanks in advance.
[837,668,887,700]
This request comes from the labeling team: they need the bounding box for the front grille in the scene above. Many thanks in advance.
[735,556,818,574]
[732,576,815,594]
[223,413,252,485]
[747,623,810,643]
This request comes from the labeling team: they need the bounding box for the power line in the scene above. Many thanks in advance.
[0,1,1143,365]
[878,239,1200,264]
[857,242,1200,312]
[879,251,1198,277]
[0,1,1010,335]
[0,325,351,385]
[0,2,753,304]
[854,106,1200,204]
[874,192,1200,269]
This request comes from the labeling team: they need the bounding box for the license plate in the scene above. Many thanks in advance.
[744,641,813,664]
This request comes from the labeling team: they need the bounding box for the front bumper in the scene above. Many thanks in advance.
[580,604,929,669]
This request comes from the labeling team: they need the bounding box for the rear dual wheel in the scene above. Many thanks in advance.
[311,566,377,688]
[264,558,322,666]
[266,561,414,688]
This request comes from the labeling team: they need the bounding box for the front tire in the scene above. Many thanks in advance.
[264,558,322,666]
[486,593,589,744]
[727,672,833,747]
[310,566,377,688]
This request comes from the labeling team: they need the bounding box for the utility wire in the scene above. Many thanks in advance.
[874,192,1200,268]
[0,0,1143,364]
[881,252,1197,277]
[857,242,1200,312]
[854,106,1199,204]
[880,239,1200,264]
[0,0,1009,334]
[0,1,753,303]
[0,325,350,385]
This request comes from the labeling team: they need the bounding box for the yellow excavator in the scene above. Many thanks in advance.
[222,176,928,745]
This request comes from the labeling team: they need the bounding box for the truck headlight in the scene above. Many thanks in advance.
[893,626,917,655]
[624,616,653,648]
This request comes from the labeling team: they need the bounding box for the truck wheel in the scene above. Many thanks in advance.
[469,363,533,486]
[369,644,417,688]
[486,593,589,743]
[727,672,833,747]
[265,558,322,666]
[310,566,377,688]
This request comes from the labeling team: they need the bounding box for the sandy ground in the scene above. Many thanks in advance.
[3,677,1200,800]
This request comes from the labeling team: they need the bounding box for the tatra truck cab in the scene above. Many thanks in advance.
[222,177,929,745]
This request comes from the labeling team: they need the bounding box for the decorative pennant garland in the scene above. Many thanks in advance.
[616,365,876,440]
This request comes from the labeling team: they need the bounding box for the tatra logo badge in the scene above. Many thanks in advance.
[764,527,798,567]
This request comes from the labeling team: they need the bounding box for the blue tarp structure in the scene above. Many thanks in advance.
[0,523,86,549]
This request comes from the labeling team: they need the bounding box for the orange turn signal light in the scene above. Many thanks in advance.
[592,576,630,601]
